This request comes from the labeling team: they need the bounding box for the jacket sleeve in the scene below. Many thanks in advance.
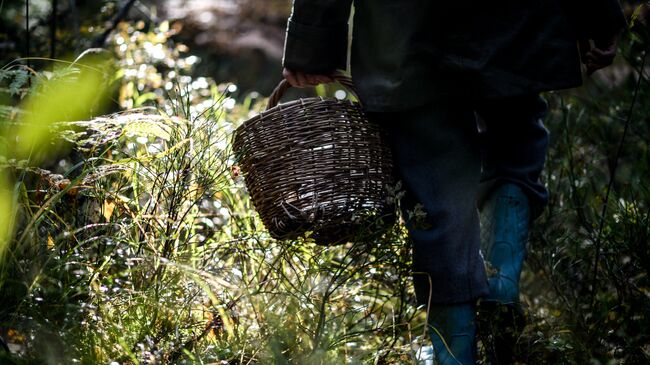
[282,0,353,74]
[565,0,627,39]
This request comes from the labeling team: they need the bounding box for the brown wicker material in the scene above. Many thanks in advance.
[232,74,395,245]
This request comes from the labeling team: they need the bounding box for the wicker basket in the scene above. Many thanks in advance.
[232,74,395,245]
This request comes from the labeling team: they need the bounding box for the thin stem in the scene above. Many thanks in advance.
[50,0,57,59]
[26,0,30,74]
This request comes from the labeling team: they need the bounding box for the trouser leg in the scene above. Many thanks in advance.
[475,95,550,219]
[475,94,550,300]
[369,100,489,305]
[474,95,550,364]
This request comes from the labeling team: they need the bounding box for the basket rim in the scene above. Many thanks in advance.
[237,96,361,133]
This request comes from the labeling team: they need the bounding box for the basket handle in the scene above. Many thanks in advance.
[266,71,361,110]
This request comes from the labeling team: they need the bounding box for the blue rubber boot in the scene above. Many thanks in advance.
[481,183,530,305]
[478,183,530,364]
[428,302,477,365]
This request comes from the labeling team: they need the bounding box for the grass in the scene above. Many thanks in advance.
[1,7,650,364]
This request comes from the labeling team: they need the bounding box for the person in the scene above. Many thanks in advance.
[280,1,626,364]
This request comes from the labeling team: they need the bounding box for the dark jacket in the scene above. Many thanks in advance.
[282,0,627,112]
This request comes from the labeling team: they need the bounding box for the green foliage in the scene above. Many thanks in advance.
[0,70,30,97]
[1,2,649,364]
[0,0,124,62]
[0,82,418,365]
[0,18,424,365]
[509,24,650,364]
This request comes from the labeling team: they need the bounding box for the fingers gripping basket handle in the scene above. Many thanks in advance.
[266,72,361,110]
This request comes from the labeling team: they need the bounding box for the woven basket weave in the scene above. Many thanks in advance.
[232,74,395,245]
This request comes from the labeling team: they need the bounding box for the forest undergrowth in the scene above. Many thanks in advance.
[0,3,649,364]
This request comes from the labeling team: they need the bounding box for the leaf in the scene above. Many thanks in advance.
[9,70,29,96]
[103,200,116,221]
[0,105,24,121]
[134,92,158,107]
[0,178,17,261]
[16,62,110,161]
[122,118,171,140]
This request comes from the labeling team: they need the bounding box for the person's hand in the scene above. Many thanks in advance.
[282,68,334,88]
[579,33,620,76]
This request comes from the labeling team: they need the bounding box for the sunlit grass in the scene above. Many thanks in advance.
[0,55,420,362]
[1,5,649,363]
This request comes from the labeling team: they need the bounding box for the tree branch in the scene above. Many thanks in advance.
[92,0,137,48]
